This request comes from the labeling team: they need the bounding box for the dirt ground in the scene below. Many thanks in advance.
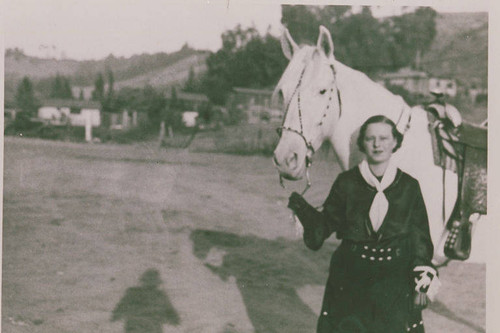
[2,137,485,332]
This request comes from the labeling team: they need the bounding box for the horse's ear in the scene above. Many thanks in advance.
[281,28,298,61]
[317,25,334,62]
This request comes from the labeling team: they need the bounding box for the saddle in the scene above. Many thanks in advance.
[426,102,487,261]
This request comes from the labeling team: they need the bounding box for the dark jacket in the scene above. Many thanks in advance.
[294,167,434,268]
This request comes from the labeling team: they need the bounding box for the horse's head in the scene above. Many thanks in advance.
[273,26,341,180]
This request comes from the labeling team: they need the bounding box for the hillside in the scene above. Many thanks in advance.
[421,12,488,86]
[4,46,209,103]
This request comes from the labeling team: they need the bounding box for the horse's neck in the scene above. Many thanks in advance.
[328,61,409,170]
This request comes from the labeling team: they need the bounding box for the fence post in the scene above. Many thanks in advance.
[158,121,166,148]
[85,113,92,142]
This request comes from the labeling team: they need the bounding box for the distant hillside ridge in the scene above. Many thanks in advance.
[5,45,209,84]
[421,12,488,86]
[4,45,209,103]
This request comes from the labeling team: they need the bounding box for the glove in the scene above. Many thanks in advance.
[412,266,437,293]
[412,265,440,305]
[287,192,327,251]
[288,192,309,213]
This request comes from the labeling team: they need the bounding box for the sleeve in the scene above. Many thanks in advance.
[294,175,346,251]
[410,181,434,268]
[410,181,440,299]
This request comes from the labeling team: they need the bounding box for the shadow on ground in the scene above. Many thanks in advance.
[111,268,180,333]
[191,229,338,333]
[191,229,484,333]
[428,301,484,333]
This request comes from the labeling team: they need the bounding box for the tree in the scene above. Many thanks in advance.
[102,69,118,113]
[389,7,437,69]
[92,72,105,101]
[162,87,183,130]
[62,77,73,98]
[280,5,438,74]
[143,85,167,128]
[281,5,352,45]
[15,76,39,114]
[200,26,288,105]
[107,69,115,99]
[184,66,199,92]
[50,74,73,99]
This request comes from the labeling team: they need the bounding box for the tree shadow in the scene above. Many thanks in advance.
[428,300,485,333]
[190,229,339,333]
[111,268,180,333]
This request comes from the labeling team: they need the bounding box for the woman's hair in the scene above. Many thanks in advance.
[357,115,403,153]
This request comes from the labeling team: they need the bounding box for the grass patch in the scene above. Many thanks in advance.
[190,123,279,156]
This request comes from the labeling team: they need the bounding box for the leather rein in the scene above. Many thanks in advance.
[276,62,342,195]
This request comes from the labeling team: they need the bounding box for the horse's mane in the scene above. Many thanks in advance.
[333,61,408,110]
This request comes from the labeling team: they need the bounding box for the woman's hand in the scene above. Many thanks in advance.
[287,192,328,251]
[288,192,308,213]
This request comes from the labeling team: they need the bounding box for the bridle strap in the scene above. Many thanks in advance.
[277,61,342,194]
[277,62,341,159]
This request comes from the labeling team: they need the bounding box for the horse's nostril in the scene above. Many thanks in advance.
[273,155,280,166]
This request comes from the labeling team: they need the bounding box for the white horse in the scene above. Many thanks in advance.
[272,26,486,263]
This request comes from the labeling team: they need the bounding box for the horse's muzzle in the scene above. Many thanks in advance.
[273,152,305,180]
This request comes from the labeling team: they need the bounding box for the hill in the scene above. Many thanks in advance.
[4,46,209,103]
[421,12,488,86]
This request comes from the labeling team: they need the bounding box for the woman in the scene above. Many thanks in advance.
[288,116,438,333]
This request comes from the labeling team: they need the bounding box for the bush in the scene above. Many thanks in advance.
[95,122,157,144]
[475,93,487,105]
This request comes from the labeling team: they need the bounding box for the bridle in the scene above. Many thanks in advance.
[276,62,342,195]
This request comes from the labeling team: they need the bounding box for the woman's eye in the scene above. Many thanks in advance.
[320,89,327,95]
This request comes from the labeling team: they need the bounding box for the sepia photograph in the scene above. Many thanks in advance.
[2,1,492,332]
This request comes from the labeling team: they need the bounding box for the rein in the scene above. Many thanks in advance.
[277,63,342,195]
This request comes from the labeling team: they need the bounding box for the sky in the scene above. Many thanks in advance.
[2,0,491,61]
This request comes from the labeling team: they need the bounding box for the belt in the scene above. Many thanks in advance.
[343,241,404,262]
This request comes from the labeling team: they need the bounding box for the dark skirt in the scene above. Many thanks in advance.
[317,237,425,333]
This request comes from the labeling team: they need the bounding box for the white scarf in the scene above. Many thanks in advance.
[358,159,398,232]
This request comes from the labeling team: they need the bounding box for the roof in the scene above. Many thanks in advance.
[233,87,274,96]
[380,68,428,80]
[164,91,209,102]
[41,99,101,109]
[429,77,456,81]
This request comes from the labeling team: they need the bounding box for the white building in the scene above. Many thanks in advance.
[428,78,457,97]
[378,68,429,95]
[182,111,199,127]
[38,99,101,127]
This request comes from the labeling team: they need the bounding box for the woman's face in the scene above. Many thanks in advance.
[362,122,397,164]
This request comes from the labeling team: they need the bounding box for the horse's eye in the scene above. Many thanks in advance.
[320,89,327,95]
